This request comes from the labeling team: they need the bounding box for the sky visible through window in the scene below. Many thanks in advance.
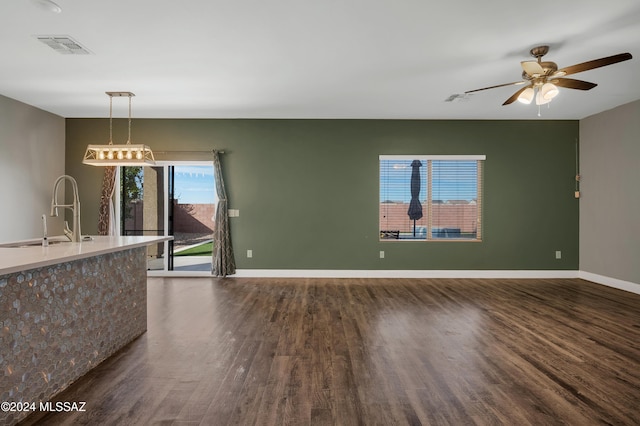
[174,165,217,204]
[380,159,478,203]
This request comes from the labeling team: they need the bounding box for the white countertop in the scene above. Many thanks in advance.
[0,235,172,276]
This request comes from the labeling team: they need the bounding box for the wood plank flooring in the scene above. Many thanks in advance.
[19,277,640,425]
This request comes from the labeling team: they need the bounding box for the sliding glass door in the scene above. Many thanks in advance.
[120,165,166,270]
[171,164,216,271]
[119,162,216,273]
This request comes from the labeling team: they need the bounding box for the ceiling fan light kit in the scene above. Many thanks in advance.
[466,45,633,112]
[535,90,552,106]
[517,87,534,104]
[541,83,559,100]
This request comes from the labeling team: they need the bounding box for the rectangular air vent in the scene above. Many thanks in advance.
[36,35,92,55]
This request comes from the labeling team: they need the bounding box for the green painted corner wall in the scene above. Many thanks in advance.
[66,118,579,270]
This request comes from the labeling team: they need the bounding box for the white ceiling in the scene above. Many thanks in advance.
[1,0,639,120]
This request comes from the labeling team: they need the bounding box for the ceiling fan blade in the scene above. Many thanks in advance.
[521,61,544,76]
[557,52,632,76]
[465,81,524,94]
[502,86,529,105]
[553,78,597,90]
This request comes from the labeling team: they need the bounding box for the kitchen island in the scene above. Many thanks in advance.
[0,235,170,425]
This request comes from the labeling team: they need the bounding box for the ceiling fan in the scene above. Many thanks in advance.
[466,46,632,106]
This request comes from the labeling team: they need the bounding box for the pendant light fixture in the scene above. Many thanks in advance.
[82,92,155,166]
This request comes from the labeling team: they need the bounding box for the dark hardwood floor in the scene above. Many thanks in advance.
[19,277,640,425]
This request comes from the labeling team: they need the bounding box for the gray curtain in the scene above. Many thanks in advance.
[212,150,236,276]
[97,166,117,236]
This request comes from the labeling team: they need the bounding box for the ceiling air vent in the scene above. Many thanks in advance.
[36,36,92,55]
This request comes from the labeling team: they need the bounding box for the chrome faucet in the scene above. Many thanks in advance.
[51,175,82,242]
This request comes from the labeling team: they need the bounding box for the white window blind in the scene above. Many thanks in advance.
[379,155,484,241]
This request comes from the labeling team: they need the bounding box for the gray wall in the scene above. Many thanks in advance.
[580,100,640,284]
[66,118,579,271]
[0,95,65,242]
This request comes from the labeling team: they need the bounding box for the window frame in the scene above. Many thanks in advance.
[379,154,485,242]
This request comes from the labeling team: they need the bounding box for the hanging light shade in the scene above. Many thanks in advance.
[82,92,155,166]
[540,82,559,101]
[517,87,535,104]
[535,89,553,105]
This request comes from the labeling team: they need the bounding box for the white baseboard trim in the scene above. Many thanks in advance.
[147,269,639,295]
[232,269,579,279]
[578,271,640,295]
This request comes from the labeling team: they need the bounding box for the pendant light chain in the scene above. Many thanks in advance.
[127,93,132,144]
[108,94,113,144]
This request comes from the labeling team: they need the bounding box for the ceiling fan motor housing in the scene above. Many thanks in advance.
[522,61,559,86]
[530,45,550,58]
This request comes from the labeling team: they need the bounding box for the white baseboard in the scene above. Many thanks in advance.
[148,269,578,279]
[578,271,640,295]
[147,269,640,296]
[232,269,579,279]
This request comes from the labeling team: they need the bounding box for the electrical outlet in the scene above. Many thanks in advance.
[555,251,562,259]
[379,251,385,259]
[247,249,253,258]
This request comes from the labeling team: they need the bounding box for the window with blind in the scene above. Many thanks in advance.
[379,155,485,241]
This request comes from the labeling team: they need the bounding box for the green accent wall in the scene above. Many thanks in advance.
[65,119,579,270]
